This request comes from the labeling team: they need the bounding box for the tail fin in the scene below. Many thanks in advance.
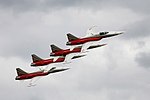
[67,33,79,41]
[50,44,62,52]
[16,68,28,76]
[31,54,43,63]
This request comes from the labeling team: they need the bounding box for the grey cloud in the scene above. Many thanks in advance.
[62,49,150,100]
[0,0,149,14]
[1,36,150,100]
[0,0,88,12]
[136,41,146,49]
[135,52,150,68]
[122,17,150,39]
[0,1,150,100]
[0,10,69,59]
[103,0,150,14]
[0,0,38,11]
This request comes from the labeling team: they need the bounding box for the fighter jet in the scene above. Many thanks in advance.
[66,26,123,52]
[31,54,64,66]
[50,44,106,57]
[31,54,85,67]
[15,67,69,86]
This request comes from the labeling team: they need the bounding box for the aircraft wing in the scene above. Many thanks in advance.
[85,26,97,37]
[53,56,60,62]
[28,66,64,87]
[64,52,87,64]
[64,53,75,63]
[68,44,82,51]
[36,65,48,71]
[81,41,102,52]
[81,42,93,52]
[27,66,55,87]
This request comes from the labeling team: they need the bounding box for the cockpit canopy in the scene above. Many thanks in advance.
[99,32,109,35]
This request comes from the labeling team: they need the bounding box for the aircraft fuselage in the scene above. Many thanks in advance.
[15,68,69,80]
[66,36,102,45]
[66,32,123,46]
[50,47,81,56]
[15,71,48,80]
[31,57,65,66]
[50,44,106,56]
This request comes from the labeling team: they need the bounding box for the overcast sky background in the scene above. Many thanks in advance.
[0,0,150,100]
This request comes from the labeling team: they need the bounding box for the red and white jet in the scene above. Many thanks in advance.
[50,44,106,57]
[30,54,85,67]
[15,67,69,86]
[30,54,64,67]
[66,26,123,52]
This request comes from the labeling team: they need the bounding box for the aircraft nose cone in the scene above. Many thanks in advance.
[102,31,124,38]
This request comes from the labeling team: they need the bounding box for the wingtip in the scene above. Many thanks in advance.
[64,68,70,70]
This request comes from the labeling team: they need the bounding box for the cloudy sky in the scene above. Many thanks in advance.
[0,0,150,100]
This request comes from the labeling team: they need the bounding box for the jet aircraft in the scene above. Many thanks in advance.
[50,44,106,57]
[31,54,85,67]
[66,26,123,52]
[15,26,123,87]
[15,67,69,86]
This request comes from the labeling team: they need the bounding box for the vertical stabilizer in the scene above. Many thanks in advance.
[16,68,28,76]
[31,54,43,63]
[67,33,79,41]
[50,44,62,52]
